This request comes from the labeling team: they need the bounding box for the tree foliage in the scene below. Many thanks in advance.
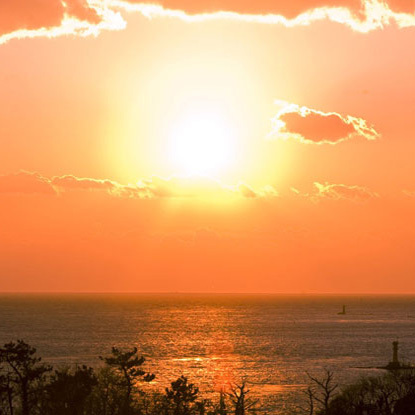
[0,340,258,415]
[302,369,415,415]
[0,340,51,415]
[3,339,414,415]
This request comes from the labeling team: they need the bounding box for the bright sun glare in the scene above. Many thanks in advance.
[168,108,236,176]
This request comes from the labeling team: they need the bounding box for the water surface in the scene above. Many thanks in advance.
[1,294,415,413]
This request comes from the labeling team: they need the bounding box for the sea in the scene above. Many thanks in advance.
[1,294,415,414]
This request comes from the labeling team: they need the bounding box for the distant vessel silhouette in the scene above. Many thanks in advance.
[337,305,346,315]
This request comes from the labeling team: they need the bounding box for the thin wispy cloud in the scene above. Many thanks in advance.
[0,171,278,200]
[1,0,414,45]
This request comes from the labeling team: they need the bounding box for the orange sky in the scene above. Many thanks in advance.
[0,0,415,293]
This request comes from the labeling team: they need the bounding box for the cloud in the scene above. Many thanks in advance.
[387,0,415,14]
[109,0,415,31]
[313,182,379,201]
[51,174,117,190]
[0,171,277,200]
[51,174,152,198]
[1,0,415,45]
[131,0,363,18]
[139,176,278,199]
[0,0,100,35]
[0,171,56,195]
[269,100,380,144]
[127,0,415,18]
[235,183,278,199]
[0,1,125,45]
[140,176,225,198]
[403,189,415,197]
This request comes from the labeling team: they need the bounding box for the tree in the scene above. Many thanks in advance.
[227,383,257,415]
[100,347,155,414]
[0,370,14,415]
[42,365,97,415]
[395,393,415,415]
[299,387,315,415]
[216,391,228,415]
[0,340,51,415]
[87,366,127,415]
[305,369,338,414]
[164,376,200,415]
[323,371,415,415]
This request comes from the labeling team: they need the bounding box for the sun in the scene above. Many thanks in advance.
[167,107,236,177]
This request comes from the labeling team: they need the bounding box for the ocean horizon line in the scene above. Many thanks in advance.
[1,291,415,296]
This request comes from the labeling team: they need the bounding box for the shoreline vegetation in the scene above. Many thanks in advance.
[1,340,415,415]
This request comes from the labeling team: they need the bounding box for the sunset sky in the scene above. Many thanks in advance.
[1,0,415,293]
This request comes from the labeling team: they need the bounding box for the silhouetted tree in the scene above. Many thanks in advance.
[0,370,14,415]
[227,383,257,415]
[41,365,97,415]
[164,376,200,415]
[87,366,126,415]
[395,392,415,415]
[305,369,338,414]
[217,391,228,415]
[100,347,155,414]
[299,387,315,415]
[323,370,415,415]
[0,340,51,415]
